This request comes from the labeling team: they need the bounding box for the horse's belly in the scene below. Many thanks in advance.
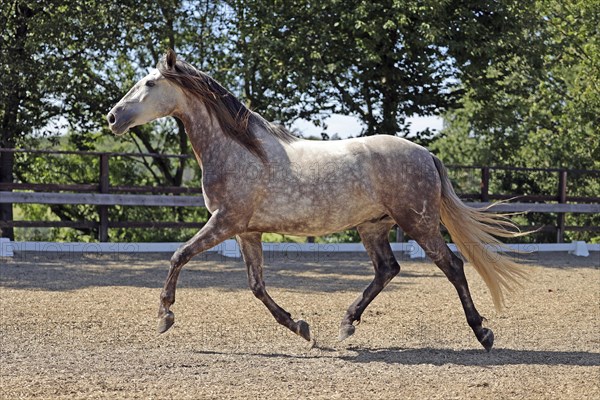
[247,192,385,236]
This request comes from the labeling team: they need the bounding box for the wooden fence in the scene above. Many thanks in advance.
[1,148,599,243]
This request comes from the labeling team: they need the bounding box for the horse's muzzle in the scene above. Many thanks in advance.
[106,106,134,136]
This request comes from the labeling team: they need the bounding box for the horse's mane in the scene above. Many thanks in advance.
[157,50,297,162]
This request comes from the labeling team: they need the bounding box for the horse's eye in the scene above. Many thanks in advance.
[145,80,155,87]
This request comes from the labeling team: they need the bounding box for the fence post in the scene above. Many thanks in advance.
[98,154,110,242]
[557,170,567,243]
[0,149,15,240]
[395,226,404,242]
[481,167,490,202]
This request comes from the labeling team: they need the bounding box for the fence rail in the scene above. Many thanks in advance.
[1,148,599,243]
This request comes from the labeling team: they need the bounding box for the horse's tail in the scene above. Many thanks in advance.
[431,155,529,310]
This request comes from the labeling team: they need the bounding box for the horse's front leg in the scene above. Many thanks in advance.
[237,232,312,342]
[158,210,241,333]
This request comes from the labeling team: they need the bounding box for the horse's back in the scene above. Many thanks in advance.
[287,135,437,187]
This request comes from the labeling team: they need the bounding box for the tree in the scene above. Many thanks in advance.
[1,0,237,241]
[1,0,130,239]
[434,0,598,168]
[228,0,538,140]
[431,0,600,241]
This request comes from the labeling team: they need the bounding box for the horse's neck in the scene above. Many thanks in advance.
[175,100,264,175]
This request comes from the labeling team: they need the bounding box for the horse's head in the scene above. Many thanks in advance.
[107,50,183,135]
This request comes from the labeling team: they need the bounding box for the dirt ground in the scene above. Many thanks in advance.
[1,249,598,399]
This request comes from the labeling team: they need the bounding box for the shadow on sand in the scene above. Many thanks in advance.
[0,251,436,292]
[1,250,596,292]
[194,346,600,367]
[339,346,600,367]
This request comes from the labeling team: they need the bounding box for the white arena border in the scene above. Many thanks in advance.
[1,238,598,258]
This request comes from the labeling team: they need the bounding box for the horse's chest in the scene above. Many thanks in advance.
[202,192,218,213]
[201,178,226,213]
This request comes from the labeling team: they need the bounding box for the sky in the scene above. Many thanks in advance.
[291,114,444,139]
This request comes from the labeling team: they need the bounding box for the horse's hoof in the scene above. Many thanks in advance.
[479,328,494,352]
[338,323,355,342]
[157,311,175,334]
[296,320,312,341]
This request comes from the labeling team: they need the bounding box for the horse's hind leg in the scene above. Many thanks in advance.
[410,231,493,351]
[339,218,399,341]
[237,232,312,342]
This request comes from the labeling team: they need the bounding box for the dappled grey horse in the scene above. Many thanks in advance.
[108,50,527,351]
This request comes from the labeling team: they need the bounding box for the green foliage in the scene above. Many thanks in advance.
[434,0,599,168]
[317,230,362,244]
[230,0,535,138]
[2,0,229,241]
[432,0,600,242]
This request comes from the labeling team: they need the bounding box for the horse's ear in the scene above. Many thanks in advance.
[166,49,176,69]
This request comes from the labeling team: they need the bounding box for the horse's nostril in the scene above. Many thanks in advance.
[107,113,116,125]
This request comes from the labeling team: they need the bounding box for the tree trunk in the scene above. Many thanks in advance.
[0,4,33,240]
[0,151,14,240]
